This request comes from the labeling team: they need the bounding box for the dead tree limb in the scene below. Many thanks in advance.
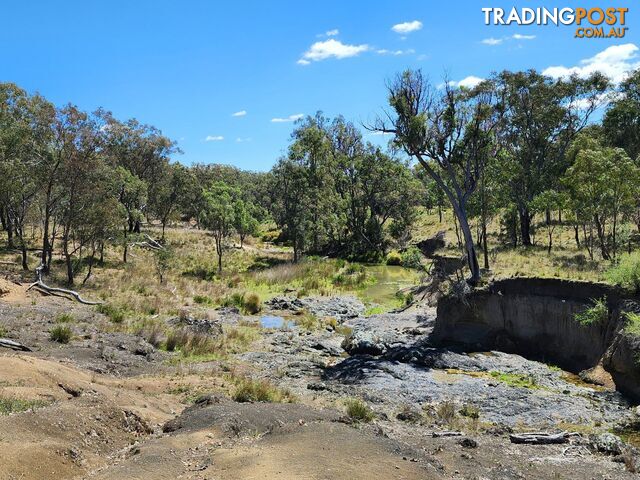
[509,431,578,445]
[28,264,102,305]
[0,338,31,351]
[431,431,464,437]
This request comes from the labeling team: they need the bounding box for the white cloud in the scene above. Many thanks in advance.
[271,114,304,123]
[391,20,422,34]
[376,48,415,56]
[231,110,247,117]
[481,37,503,46]
[482,34,536,46]
[543,43,640,84]
[444,76,485,89]
[512,34,536,40]
[205,135,224,142]
[236,137,252,143]
[298,39,370,64]
[370,131,393,136]
[326,29,339,37]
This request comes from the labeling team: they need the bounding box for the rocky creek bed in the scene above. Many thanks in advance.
[2,281,640,478]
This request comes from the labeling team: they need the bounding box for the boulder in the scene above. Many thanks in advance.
[342,330,387,356]
[589,433,625,455]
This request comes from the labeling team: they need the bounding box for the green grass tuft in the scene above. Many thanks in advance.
[345,398,375,422]
[49,325,72,343]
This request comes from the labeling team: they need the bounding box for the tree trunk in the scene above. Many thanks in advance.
[453,203,480,284]
[519,206,532,246]
[482,220,489,270]
[20,242,28,270]
[594,215,610,260]
[574,225,580,248]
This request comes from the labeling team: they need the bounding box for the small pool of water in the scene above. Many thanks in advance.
[259,315,295,329]
[361,265,420,305]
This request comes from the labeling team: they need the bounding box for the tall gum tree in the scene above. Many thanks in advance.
[374,70,501,284]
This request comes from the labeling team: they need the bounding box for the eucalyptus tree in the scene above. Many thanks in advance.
[491,70,609,246]
[0,84,53,269]
[271,157,310,262]
[102,115,178,232]
[563,134,640,260]
[53,107,112,284]
[603,69,640,160]
[148,162,191,240]
[200,182,237,272]
[374,70,501,283]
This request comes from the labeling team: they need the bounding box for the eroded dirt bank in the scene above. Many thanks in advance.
[0,278,639,479]
[432,277,640,401]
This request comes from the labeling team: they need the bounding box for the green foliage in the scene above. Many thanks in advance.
[219,292,261,314]
[153,245,174,283]
[400,247,423,269]
[55,313,74,323]
[232,377,296,403]
[459,403,480,419]
[345,398,375,422]
[489,371,539,389]
[574,297,609,326]
[243,293,262,314]
[96,304,126,324]
[193,294,214,305]
[332,263,369,288]
[606,252,640,292]
[49,325,72,343]
[386,250,402,265]
[0,397,48,415]
[624,312,640,337]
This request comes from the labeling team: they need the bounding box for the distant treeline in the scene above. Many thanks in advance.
[2,67,640,284]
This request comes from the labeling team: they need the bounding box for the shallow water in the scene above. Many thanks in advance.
[260,315,294,329]
[361,265,420,305]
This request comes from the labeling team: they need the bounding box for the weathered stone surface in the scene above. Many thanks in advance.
[589,433,626,455]
[169,315,223,336]
[266,295,365,321]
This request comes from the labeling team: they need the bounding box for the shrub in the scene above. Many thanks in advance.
[606,252,640,292]
[220,292,245,309]
[50,325,72,344]
[193,294,214,305]
[386,250,402,266]
[55,313,74,324]
[96,304,125,324]
[0,397,48,415]
[345,398,375,422]
[260,229,281,243]
[232,377,295,403]
[624,311,640,336]
[574,297,608,326]
[436,400,457,424]
[401,247,423,269]
[294,312,320,331]
[459,403,480,419]
[243,293,261,314]
[165,328,216,356]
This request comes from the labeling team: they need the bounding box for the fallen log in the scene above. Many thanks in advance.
[30,264,101,305]
[27,281,103,306]
[509,431,578,445]
[431,431,464,438]
[0,338,31,352]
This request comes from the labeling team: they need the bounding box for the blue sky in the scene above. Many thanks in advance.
[1,0,637,171]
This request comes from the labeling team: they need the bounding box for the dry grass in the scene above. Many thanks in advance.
[415,208,612,282]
